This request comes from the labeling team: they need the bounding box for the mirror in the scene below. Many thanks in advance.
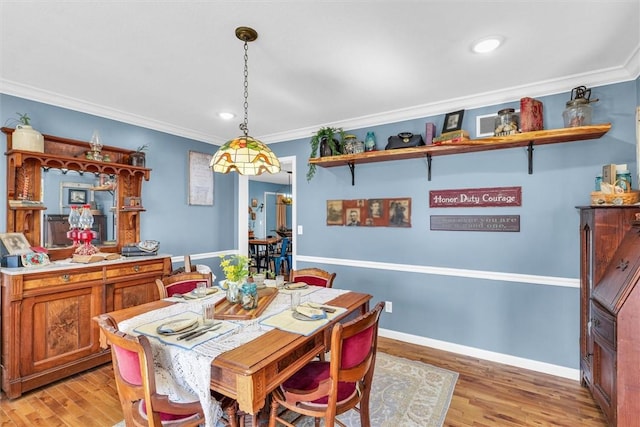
[41,168,117,248]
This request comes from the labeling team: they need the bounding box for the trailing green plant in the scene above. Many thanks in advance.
[4,112,32,127]
[307,127,345,181]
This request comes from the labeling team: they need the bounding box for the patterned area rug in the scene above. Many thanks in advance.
[113,352,458,427]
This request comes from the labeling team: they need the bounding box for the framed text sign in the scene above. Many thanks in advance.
[430,215,520,232]
[430,186,521,208]
[188,151,214,206]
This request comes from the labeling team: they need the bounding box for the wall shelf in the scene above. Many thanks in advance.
[308,124,611,185]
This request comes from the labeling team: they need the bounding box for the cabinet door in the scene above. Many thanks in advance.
[19,284,103,376]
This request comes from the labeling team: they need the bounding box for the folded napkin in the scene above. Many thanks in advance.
[156,317,199,334]
[295,305,326,320]
[285,282,308,289]
[182,287,218,299]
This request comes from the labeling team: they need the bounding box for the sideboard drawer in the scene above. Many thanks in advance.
[591,302,616,350]
[23,268,103,290]
[105,259,165,280]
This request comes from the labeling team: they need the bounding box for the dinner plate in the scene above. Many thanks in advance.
[156,318,199,335]
[183,287,218,299]
[292,311,322,321]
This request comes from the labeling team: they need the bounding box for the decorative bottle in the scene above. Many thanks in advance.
[241,282,258,310]
[364,131,377,151]
[68,205,81,229]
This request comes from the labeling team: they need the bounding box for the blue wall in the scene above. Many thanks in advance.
[267,80,638,369]
[1,79,638,372]
[0,94,236,271]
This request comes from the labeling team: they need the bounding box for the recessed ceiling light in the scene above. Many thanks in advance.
[472,36,503,54]
[218,112,235,120]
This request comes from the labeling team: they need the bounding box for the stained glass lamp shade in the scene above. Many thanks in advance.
[211,135,280,175]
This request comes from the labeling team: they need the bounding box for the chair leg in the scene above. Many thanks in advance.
[268,396,280,427]
[225,401,239,427]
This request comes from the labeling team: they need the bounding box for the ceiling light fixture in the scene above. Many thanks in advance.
[218,112,235,120]
[471,36,503,54]
[210,27,281,175]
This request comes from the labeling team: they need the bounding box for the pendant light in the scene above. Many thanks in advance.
[210,27,281,175]
[282,171,293,205]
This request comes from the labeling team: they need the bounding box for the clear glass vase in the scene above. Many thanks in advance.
[225,280,244,304]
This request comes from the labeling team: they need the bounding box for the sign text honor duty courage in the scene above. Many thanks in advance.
[429,186,522,208]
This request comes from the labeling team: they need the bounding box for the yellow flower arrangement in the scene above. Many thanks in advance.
[219,254,250,283]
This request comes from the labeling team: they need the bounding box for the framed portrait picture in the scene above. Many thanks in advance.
[442,109,465,133]
[388,198,412,227]
[0,232,32,255]
[68,189,87,205]
[326,200,344,225]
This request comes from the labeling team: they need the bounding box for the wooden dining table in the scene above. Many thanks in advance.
[102,289,372,416]
[248,236,281,272]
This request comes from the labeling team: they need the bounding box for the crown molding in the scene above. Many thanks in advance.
[2,60,638,147]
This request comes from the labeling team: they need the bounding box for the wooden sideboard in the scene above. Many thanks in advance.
[0,255,171,398]
[578,206,640,425]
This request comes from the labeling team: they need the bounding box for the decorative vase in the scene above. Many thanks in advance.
[12,125,44,153]
[320,137,341,157]
[225,279,245,304]
[129,152,146,167]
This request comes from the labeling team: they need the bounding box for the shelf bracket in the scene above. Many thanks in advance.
[527,142,534,174]
[347,161,355,186]
[426,153,432,181]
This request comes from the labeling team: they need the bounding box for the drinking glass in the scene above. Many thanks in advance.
[196,281,207,298]
[202,302,216,325]
[290,291,301,310]
[275,275,285,289]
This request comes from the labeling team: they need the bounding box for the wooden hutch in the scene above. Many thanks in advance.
[1,128,171,398]
[579,206,640,426]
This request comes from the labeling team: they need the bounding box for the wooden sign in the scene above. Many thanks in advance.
[430,215,520,232]
[430,186,521,208]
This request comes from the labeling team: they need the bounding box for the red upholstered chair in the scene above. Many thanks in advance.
[155,271,212,299]
[289,268,336,288]
[96,314,241,427]
[268,301,385,427]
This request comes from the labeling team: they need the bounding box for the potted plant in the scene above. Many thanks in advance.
[307,127,345,181]
[130,144,148,167]
[6,112,44,153]
[219,254,250,303]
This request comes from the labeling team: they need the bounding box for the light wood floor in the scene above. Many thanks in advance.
[0,337,607,426]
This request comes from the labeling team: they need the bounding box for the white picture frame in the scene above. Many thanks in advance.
[0,232,32,255]
[188,151,214,206]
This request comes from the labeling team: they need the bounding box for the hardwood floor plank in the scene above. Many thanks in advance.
[0,338,607,426]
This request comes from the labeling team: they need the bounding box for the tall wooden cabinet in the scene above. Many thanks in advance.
[579,206,640,426]
[1,128,171,398]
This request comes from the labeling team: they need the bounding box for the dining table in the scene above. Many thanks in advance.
[100,283,372,427]
[248,236,282,272]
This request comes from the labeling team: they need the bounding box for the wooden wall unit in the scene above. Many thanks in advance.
[1,256,172,398]
[2,127,150,260]
[579,207,640,426]
[1,128,172,398]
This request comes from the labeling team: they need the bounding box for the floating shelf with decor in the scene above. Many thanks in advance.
[308,124,611,185]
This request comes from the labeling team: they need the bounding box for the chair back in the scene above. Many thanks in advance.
[290,267,336,288]
[155,271,212,299]
[96,314,205,427]
[274,302,384,426]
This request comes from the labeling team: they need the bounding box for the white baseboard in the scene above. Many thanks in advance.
[379,328,580,381]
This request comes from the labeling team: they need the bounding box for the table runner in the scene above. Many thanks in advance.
[117,285,348,427]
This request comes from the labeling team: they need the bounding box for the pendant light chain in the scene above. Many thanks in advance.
[240,39,250,136]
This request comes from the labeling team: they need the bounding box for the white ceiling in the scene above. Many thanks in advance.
[1,1,639,158]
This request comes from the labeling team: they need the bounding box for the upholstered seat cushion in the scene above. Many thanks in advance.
[281,361,357,406]
[137,400,202,424]
[294,276,328,287]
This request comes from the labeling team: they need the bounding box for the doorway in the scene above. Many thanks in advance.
[239,155,296,271]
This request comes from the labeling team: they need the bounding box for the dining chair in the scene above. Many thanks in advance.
[95,314,240,427]
[267,301,384,427]
[289,267,336,288]
[274,237,292,276]
[155,271,212,299]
